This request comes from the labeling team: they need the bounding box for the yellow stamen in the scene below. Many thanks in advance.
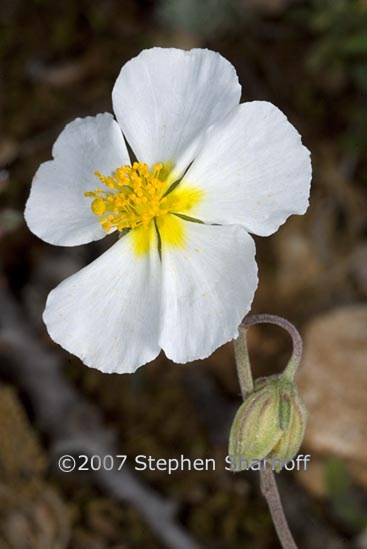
[85,161,203,255]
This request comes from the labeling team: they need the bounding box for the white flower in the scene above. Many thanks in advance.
[25,48,311,374]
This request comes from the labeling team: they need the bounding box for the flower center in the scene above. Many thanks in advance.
[85,161,204,256]
[85,162,174,233]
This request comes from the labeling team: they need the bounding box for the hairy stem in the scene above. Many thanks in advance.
[233,325,254,399]
[260,467,297,549]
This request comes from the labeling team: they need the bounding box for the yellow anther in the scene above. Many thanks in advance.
[91,198,106,216]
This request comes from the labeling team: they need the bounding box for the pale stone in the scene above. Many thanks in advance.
[295,459,328,498]
[297,305,367,487]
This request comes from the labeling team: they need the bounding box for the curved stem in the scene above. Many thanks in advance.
[233,314,300,549]
[241,314,303,381]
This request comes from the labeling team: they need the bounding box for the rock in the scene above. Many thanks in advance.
[0,384,70,548]
[0,384,46,477]
[273,219,323,302]
[296,458,329,498]
[297,305,367,488]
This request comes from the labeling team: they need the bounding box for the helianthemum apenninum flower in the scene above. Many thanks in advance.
[25,48,312,374]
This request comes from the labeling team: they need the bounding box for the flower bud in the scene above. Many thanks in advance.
[228,376,307,472]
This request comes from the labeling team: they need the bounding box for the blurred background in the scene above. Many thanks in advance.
[0,0,366,547]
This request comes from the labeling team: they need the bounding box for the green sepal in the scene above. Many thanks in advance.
[228,383,283,467]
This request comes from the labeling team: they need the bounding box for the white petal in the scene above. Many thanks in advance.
[25,113,130,246]
[159,221,258,363]
[180,101,312,236]
[43,229,161,373]
[112,48,240,177]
